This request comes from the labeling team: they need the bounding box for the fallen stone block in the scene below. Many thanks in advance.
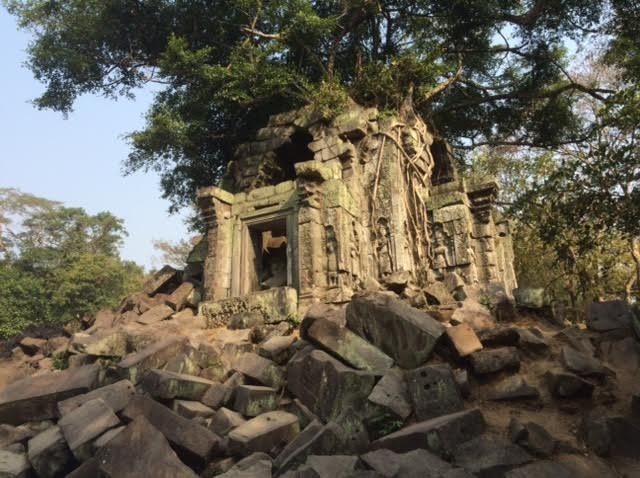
[545,369,594,398]
[142,369,215,401]
[202,457,236,477]
[303,455,358,478]
[232,353,285,389]
[69,329,127,357]
[233,385,278,417]
[504,461,572,478]
[273,420,324,471]
[228,411,299,456]
[633,392,640,419]
[560,346,608,379]
[173,400,215,419]
[116,336,187,384]
[450,298,496,332]
[27,425,74,478]
[95,416,198,478]
[0,364,99,425]
[423,281,456,305]
[0,449,30,478]
[136,304,174,325]
[19,337,47,356]
[67,354,94,369]
[217,452,272,478]
[303,317,394,371]
[446,323,483,357]
[346,292,445,368]
[554,327,596,355]
[555,453,621,478]
[586,300,633,332]
[166,282,195,311]
[469,347,520,375]
[367,369,411,420]
[487,376,540,401]
[453,436,533,477]
[121,395,219,465]
[64,457,101,478]
[58,398,120,461]
[164,345,201,376]
[495,298,517,322]
[516,328,549,354]
[453,369,471,398]
[85,309,118,334]
[258,335,296,365]
[406,364,463,420]
[58,379,135,416]
[508,420,556,458]
[607,416,640,459]
[143,265,180,296]
[282,399,319,429]
[210,407,247,435]
[93,425,126,450]
[371,409,486,457]
[514,288,545,309]
[201,382,233,409]
[287,348,377,422]
[360,448,454,478]
[478,327,520,348]
[0,424,36,449]
[578,413,611,456]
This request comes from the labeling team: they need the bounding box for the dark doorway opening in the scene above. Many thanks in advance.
[246,218,289,292]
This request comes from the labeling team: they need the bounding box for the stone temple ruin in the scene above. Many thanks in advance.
[197,101,517,324]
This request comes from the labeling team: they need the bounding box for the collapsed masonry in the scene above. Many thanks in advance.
[197,101,516,324]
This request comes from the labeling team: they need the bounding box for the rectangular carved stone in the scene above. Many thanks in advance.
[117,336,187,384]
[303,317,394,371]
[121,395,220,465]
[166,282,195,311]
[136,304,174,325]
[95,416,198,478]
[58,398,121,461]
[27,425,74,478]
[0,364,99,425]
[228,411,299,456]
[371,409,486,457]
[406,364,464,421]
[287,347,377,422]
[346,292,445,368]
[141,369,215,401]
[58,379,135,416]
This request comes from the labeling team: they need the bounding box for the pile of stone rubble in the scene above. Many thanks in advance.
[0,268,638,477]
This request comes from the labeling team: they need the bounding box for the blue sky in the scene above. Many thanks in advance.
[0,9,190,269]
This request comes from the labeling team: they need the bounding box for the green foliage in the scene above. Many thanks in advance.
[0,262,50,338]
[52,352,69,370]
[0,191,144,339]
[50,253,143,324]
[465,71,640,313]
[3,0,619,211]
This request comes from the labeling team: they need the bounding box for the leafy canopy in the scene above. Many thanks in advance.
[0,190,143,338]
[4,0,622,211]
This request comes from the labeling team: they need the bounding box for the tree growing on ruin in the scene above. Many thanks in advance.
[4,0,633,211]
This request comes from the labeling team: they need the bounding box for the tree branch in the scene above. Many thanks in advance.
[500,1,546,26]
[240,26,280,40]
[422,53,464,103]
[440,82,613,113]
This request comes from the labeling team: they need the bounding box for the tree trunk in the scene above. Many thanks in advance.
[631,236,640,300]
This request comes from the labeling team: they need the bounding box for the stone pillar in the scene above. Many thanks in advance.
[197,187,234,301]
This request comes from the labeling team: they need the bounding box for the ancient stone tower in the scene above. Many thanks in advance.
[197,101,516,323]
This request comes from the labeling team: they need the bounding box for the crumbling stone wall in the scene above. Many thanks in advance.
[198,100,517,313]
